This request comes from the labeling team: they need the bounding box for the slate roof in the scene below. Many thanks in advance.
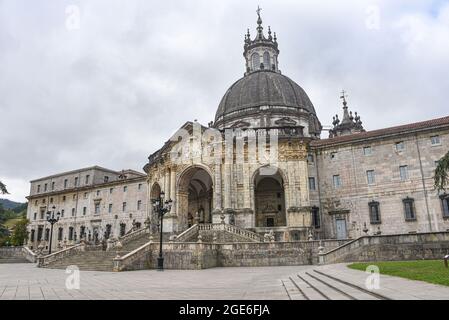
[311,115,449,148]
[215,70,317,123]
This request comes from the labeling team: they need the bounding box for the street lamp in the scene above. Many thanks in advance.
[151,191,172,271]
[46,205,61,254]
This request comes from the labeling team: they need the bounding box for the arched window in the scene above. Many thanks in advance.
[263,52,270,69]
[251,53,260,71]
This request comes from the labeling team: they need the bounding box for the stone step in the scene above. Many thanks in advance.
[281,279,307,300]
[285,270,383,300]
[309,270,380,300]
[288,275,327,300]
[312,269,390,300]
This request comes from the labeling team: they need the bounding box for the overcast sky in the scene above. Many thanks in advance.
[1,0,449,202]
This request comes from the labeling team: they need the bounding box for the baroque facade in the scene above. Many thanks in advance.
[27,12,449,252]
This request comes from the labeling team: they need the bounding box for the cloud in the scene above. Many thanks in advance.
[0,0,448,202]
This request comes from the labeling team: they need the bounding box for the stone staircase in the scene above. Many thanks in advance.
[281,269,390,300]
[41,232,152,272]
[175,223,265,243]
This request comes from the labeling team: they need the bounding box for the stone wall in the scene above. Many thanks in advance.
[119,239,348,270]
[319,231,449,264]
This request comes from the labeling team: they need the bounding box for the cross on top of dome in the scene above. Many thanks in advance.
[243,7,280,75]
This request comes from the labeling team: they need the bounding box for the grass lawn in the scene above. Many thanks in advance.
[348,260,449,287]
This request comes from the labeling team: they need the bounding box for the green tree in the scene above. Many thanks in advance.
[9,217,29,246]
[0,180,8,194]
[435,151,449,192]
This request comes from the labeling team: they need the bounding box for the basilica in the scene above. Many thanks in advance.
[26,12,449,253]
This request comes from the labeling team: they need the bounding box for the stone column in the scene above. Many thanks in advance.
[164,169,170,199]
[223,163,231,209]
[213,163,222,210]
[170,168,176,214]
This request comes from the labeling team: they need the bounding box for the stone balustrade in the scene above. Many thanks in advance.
[175,224,199,242]
[37,243,85,267]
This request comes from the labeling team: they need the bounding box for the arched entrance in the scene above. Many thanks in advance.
[177,166,213,231]
[253,167,286,227]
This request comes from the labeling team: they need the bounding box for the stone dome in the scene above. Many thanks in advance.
[214,70,318,126]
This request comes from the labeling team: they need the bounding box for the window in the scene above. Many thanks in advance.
[308,177,316,191]
[61,209,64,217]
[35,200,38,206]
[104,176,109,183]
[120,223,126,237]
[363,146,372,156]
[74,177,78,187]
[395,141,405,151]
[96,190,100,197]
[369,201,381,224]
[122,202,127,212]
[33,212,37,220]
[73,194,77,200]
[45,228,50,241]
[123,186,127,192]
[42,198,46,204]
[50,197,53,204]
[399,165,409,181]
[431,135,441,145]
[83,207,87,215]
[64,179,68,189]
[62,195,66,202]
[137,200,142,211]
[51,182,55,191]
[83,192,88,199]
[108,204,112,213]
[251,53,260,71]
[85,175,90,184]
[44,183,47,192]
[37,185,41,193]
[331,152,337,159]
[58,228,64,241]
[403,197,416,221]
[95,203,100,215]
[71,208,75,217]
[307,154,314,164]
[40,210,44,220]
[138,183,142,191]
[110,188,113,194]
[440,195,449,218]
[68,227,74,241]
[333,175,342,188]
[263,51,270,69]
[30,229,35,242]
[312,207,320,228]
[366,170,375,185]
[37,227,43,241]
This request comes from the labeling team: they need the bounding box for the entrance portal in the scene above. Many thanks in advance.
[254,168,286,227]
[178,167,213,231]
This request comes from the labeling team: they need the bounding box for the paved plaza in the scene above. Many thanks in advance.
[1,263,449,300]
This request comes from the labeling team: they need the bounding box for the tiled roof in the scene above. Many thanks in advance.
[310,115,449,148]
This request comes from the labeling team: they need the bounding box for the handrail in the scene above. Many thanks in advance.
[37,243,83,267]
[22,246,37,263]
[175,224,199,242]
[197,223,264,242]
[113,242,154,271]
[118,227,148,245]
